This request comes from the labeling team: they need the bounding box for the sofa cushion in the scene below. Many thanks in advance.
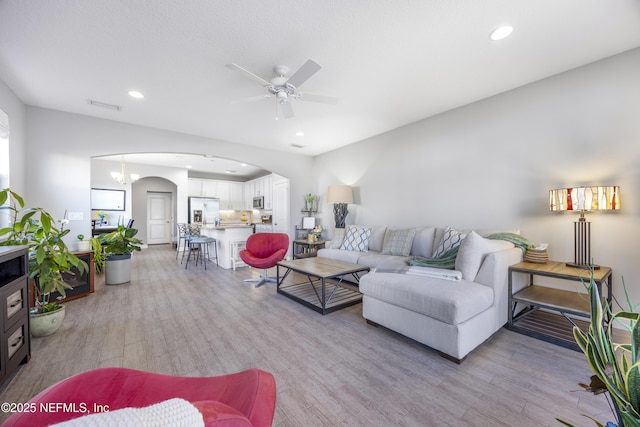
[341,225,373,251]
[382,228,417,256]
[409,227,437,258]
[357,253,408,269]
[328,228,346,249]
[454,231,515,280]
[368,226,387,252]
[432,226,467,257]
[317,248,365,264]
[360,272,494,325]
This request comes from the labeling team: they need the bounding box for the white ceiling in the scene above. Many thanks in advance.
[98,152,267,179]
[1,0,639,158]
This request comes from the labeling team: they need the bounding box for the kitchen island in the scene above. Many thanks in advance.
[199,224,253,269]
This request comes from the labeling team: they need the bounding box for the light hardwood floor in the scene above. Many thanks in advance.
[0,245,614,426]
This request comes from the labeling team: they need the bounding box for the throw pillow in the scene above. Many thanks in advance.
[454,231,514,280]
[432,226,467,258]
[340,225,373,252]
[381,228,417,256]
[328,228,347,249]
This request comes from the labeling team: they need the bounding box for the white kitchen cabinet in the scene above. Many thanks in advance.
[216,181,244,210]
[229,182,244,210]
[188,179,204,197]
[201,180,219,198]
[263,175,273,210]
[244,181,254,209]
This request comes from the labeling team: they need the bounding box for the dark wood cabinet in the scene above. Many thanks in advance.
[0,246,30,387]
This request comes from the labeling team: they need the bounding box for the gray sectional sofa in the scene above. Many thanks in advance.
[317,225,526,363]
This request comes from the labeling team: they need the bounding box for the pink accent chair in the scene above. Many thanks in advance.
[239,233,289,287]
[2,367,276,427]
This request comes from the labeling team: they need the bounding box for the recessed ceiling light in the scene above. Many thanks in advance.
[295,132,304,137]
[128,90,144,99]
[240,163,248,167]
[186,165,192,169]
[490,25,513,41]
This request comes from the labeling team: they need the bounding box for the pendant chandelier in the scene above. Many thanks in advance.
[111,157,140,185]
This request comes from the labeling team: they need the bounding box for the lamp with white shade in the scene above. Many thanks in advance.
[327,185,353,229]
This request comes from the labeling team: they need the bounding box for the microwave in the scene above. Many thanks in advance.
[252,196,264,209]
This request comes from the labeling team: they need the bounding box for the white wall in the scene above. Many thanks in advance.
[0,78,26,195]
[314,48,640,304]
[22,107,314,244]
[91,158,186,243]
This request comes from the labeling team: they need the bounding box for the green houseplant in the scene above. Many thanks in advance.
[557,273,640,427]
[304,193,317,211]
[97,225,142,285]
[0,188,88,336]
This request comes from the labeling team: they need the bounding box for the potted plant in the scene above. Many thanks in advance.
[0,188,88,337]
[304,194,317,211]
[76,233,92,252]
[557,273,640,427]
[97,225,142,285]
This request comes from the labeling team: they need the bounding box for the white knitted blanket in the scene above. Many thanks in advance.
[374,265,462,281]
[51,398,205,427]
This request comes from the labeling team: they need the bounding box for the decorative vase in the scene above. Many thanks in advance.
[30,305,65,337]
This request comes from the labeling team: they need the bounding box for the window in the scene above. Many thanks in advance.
[0,108,10,229]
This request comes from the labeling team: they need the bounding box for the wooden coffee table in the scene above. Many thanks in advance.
[276,257,370,315]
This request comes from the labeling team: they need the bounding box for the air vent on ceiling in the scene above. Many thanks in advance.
[291,143,305,149]
[87,100,121,111]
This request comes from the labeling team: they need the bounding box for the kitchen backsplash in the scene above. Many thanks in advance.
[219,209,262,224]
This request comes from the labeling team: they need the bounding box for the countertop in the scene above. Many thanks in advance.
[201,224,253,230]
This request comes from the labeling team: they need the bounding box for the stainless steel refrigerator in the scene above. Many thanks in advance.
[188,197,220,225]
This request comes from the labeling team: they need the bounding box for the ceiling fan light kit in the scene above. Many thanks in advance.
[227,59,338,119]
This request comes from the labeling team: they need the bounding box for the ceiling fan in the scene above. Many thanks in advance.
[226,59,338,119]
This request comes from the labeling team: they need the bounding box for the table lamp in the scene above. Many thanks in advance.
[327,185,353,229]
[549,186,619,269]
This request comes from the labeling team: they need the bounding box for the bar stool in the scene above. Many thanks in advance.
[180,224,204,263]
[176,223,190,259]
[184,236,218,270]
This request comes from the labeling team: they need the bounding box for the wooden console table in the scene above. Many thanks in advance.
[507,261,612,351]
[29,251,95,307]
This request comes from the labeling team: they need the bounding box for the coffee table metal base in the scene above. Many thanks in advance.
[276,258,369,315]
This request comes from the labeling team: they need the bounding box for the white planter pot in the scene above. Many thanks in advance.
[30,305,65,337]
[105,254,132,285]
[76,240,92,252]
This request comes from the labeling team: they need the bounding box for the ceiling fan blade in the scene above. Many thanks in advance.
[280,101,294,119]
[226,63,271,86]
[296,92,339,105]
[286,59,321,89]
[231,94,271,105]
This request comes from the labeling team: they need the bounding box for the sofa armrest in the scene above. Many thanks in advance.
[475,247,524,330]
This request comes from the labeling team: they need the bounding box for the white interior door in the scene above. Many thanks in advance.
[147,192,172,245]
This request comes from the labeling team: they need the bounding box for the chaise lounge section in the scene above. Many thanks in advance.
[318,225,527,362]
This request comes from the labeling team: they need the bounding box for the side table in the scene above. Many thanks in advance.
[507,260,612,351]
[292,240,326,259]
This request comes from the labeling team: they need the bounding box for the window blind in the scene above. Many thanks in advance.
[0,109,9,139]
